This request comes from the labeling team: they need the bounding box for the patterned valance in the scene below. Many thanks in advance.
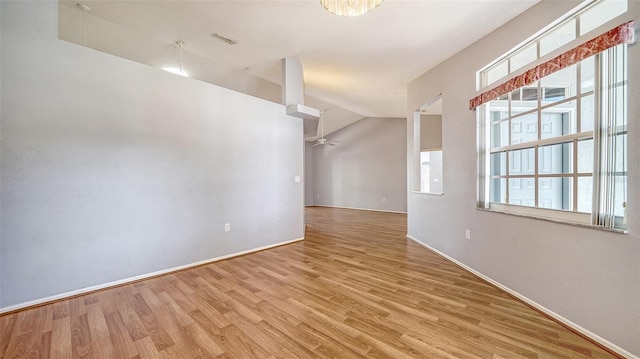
[469,21,636,110]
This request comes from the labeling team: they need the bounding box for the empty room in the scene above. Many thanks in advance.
[1,0,639,358]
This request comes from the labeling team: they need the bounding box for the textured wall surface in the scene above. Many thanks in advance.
[313,117,407,212]
[1,1,304,309]
[407,0,640,355]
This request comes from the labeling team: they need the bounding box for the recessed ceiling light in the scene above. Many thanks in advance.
[211,33,238,45]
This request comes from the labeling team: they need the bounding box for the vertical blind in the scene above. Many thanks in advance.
[594,44,627,228]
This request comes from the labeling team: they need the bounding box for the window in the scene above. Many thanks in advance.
[480,0,628,88]
[476,2,629,230]
[414,96,444,195]
[420,150,443,193]
[481,46,627,230]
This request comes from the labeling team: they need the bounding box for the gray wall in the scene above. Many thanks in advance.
[407,0,640,356]
[0,1,304,309]
[420,115,442,150]
[305,142,315,206]
[313,117,407,212]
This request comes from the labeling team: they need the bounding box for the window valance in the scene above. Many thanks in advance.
[469,21,635,110]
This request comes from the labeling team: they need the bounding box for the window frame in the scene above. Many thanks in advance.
[478,0,628,90]
[480,64,595,225]
[476,0,629,231]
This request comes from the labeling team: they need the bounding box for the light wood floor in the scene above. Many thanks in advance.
[0,207,620,358]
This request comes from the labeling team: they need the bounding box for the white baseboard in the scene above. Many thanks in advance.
[312,204,407,214]
[406,235,638,359]
[0,237,304,314]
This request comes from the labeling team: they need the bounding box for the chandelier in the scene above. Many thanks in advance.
[320,0,383,16]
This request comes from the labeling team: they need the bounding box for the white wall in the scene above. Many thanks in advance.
[313,117,407,212]
[407,0,640,356]
[0,1,304,309]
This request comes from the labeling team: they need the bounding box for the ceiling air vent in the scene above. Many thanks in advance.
[211,33,238,45]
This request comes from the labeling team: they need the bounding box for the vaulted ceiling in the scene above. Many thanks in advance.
[58,0,539,136]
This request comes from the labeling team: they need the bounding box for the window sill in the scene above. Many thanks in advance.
[476,206,627,234]
[412,191,444,196]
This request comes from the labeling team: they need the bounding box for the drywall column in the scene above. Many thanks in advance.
[281,58,319,216]
[282,58,319,137]
[282,58,305,107]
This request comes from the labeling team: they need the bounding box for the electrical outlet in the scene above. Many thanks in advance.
[294,176,301,183]
[317,194,320,199]
[465,229,471,240]
[225,223,231,232]
[382,197,386,202]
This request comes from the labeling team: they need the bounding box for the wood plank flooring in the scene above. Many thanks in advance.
[0,207,620,358]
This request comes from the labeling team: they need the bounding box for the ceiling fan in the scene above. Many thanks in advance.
[312,110,340,147]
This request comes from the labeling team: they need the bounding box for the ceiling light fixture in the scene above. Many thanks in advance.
[211,33,238,45]
[320,0,383,16]
[163,41,188,77]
